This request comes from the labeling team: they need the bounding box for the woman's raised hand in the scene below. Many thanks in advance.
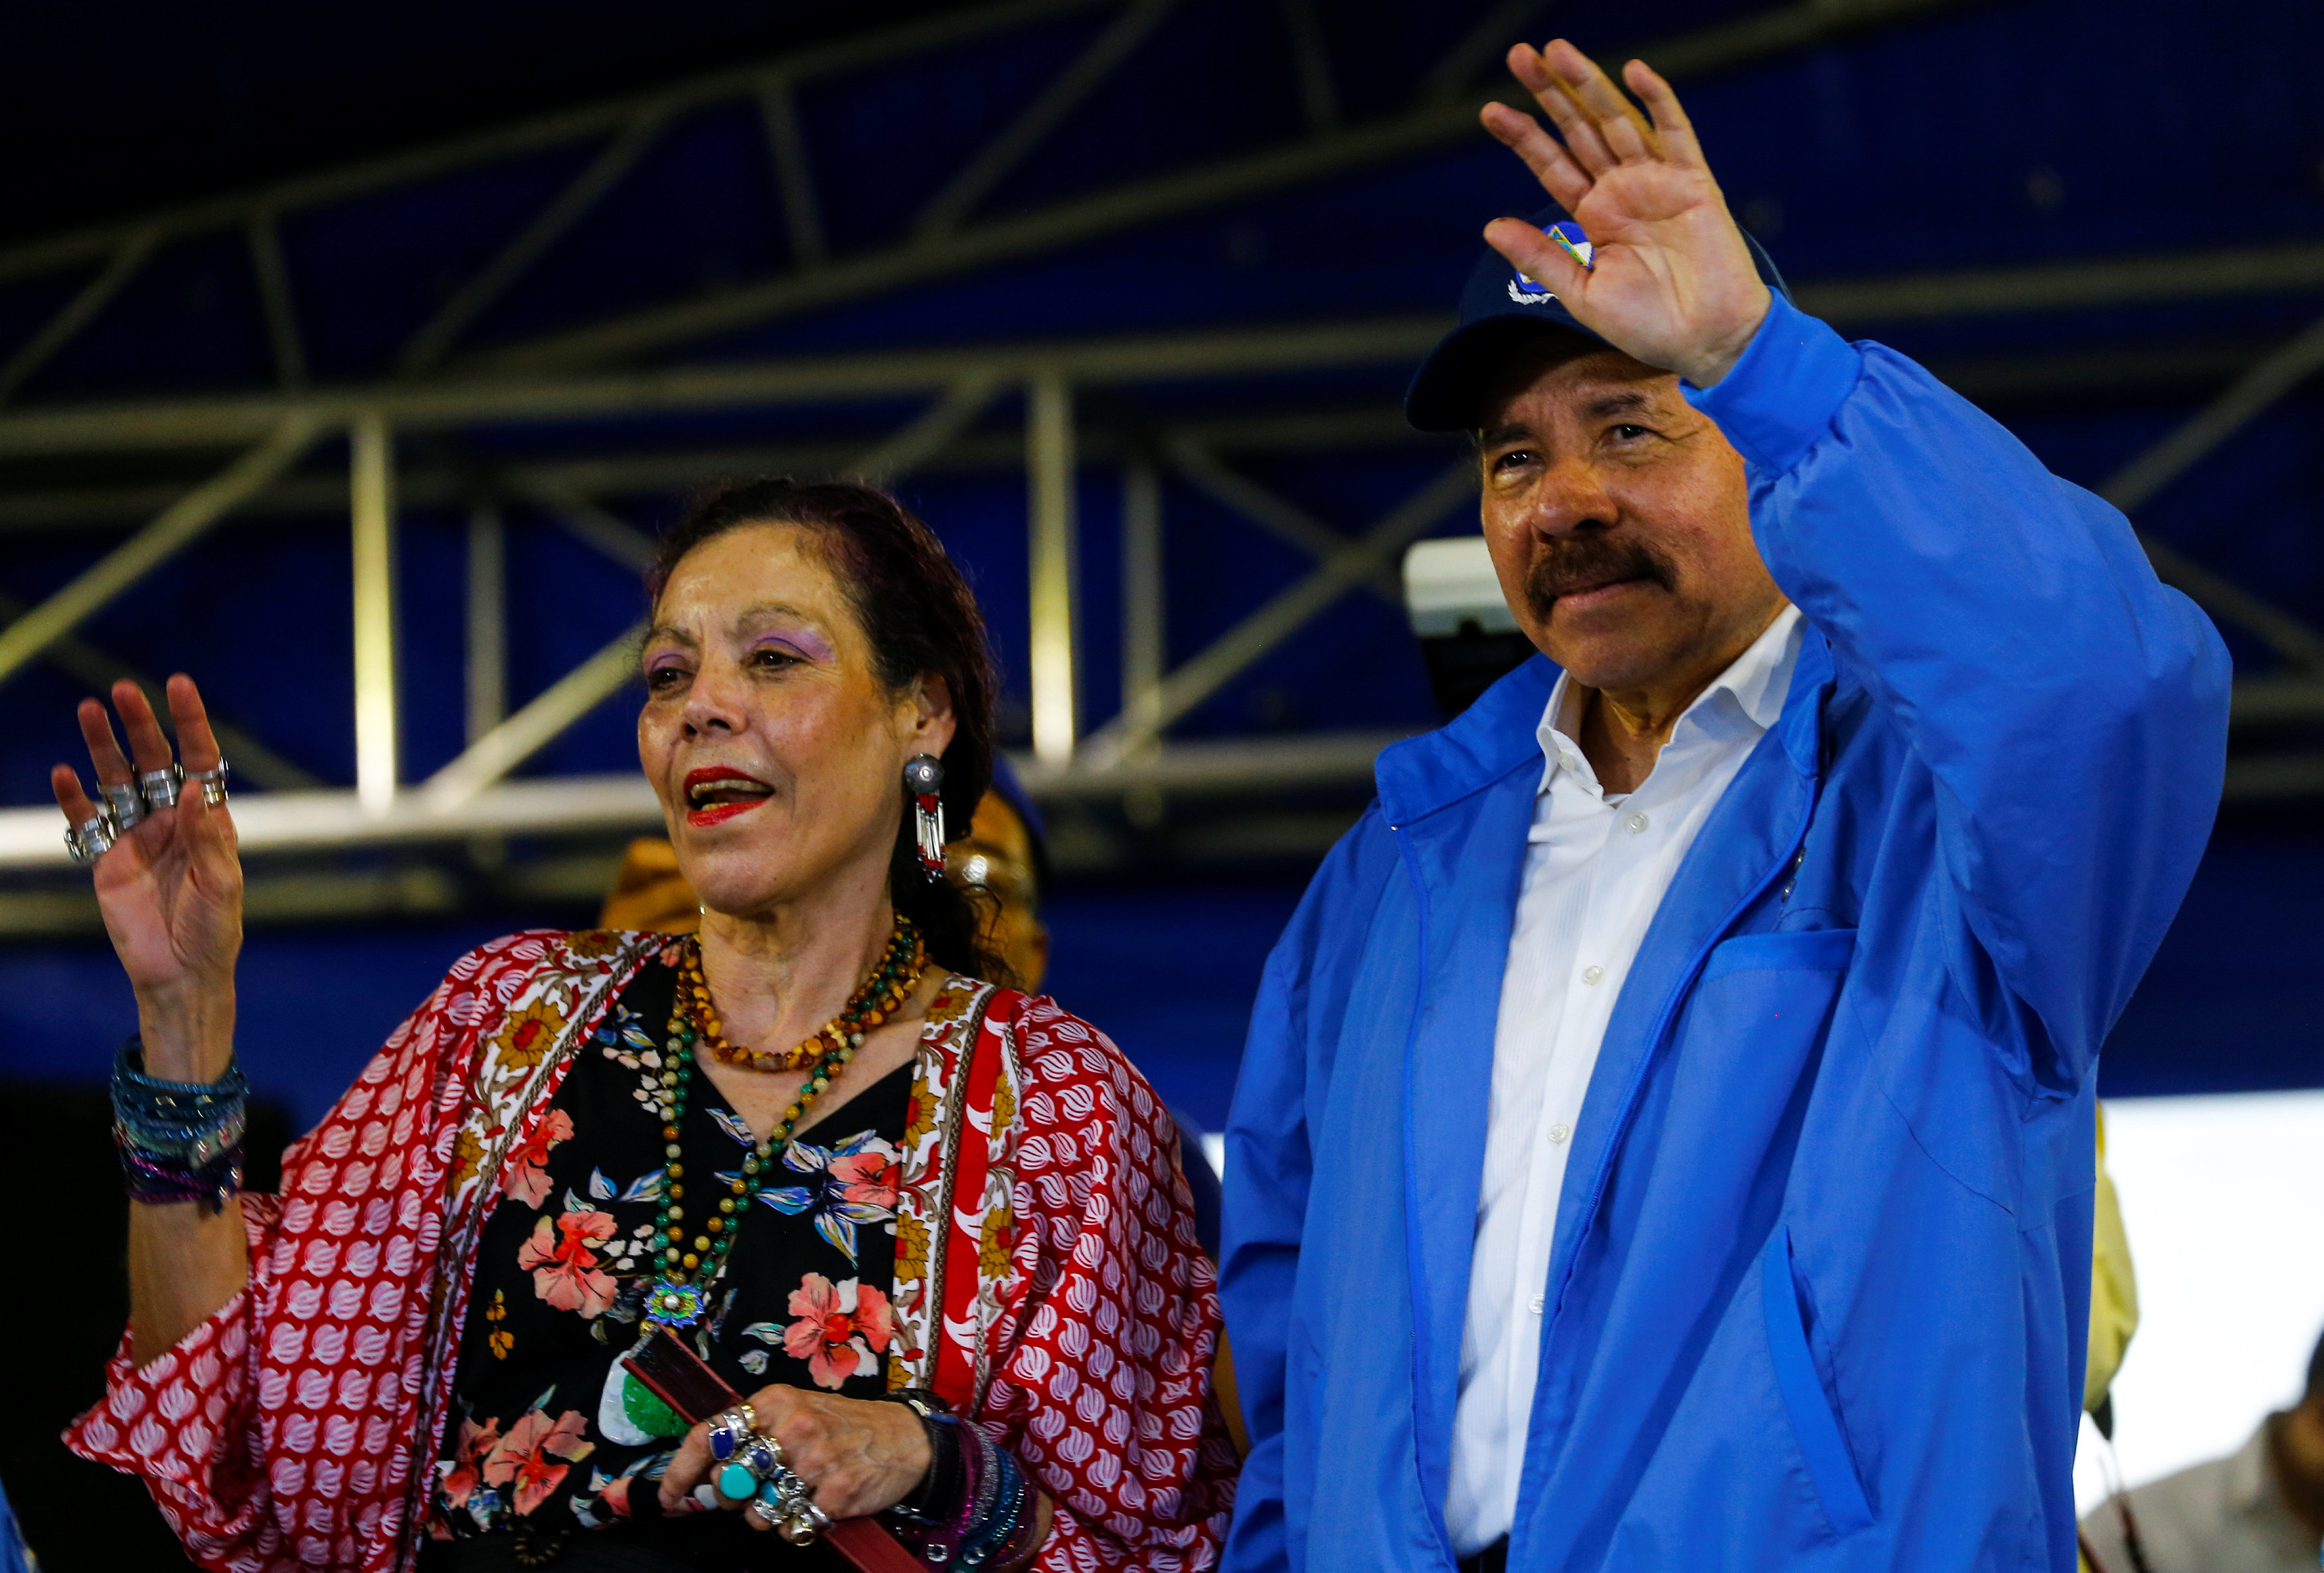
[52,675,242,1081]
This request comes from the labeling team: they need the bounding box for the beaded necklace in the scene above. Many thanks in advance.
[639,918,928,1333]
[679,919,924,1071]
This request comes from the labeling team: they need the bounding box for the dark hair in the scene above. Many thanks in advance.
[649,478,1006,983]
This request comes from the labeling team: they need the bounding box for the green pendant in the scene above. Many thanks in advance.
[621,1370,689,1440]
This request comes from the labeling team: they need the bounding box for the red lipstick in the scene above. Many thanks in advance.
[681,766,774,828]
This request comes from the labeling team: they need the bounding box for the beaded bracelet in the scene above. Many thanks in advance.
[111,1036,248,1214]
[957,1429,1038,1570]
[118,1137,245,1213]
[887,1414,1040,1570]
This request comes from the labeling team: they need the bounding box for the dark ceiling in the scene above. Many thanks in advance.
[0,0,948,245]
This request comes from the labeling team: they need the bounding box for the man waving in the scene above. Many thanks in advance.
[1220,38,2228,1573]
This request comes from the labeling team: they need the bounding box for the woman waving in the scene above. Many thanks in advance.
[60,479,1236,1573]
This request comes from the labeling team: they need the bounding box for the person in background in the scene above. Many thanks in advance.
[600,759,1226,1264]
[2086,1111,2140,1438]
[2080,1112,2139,1573]
[2079,1326,2324,1573]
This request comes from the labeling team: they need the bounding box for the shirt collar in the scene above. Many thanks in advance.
[1536,604,1805,791]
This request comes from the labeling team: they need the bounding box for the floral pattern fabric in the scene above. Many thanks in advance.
[430,952,904,1560]
[63,928,1238,1573]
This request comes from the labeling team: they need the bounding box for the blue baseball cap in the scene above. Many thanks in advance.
[1403,203,1791,432]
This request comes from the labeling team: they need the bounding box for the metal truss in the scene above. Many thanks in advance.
[2104,309,2324,677]
[0,0,2021,391]
[0,313,1468,859]
[2100,305,2324,799]
[0,726,1409,871]
[0,589,319,791]
[1081,458,1478,765]
[0,340,1469,885]
[0,341,2299,536]
[444,0,2063,373]
[0,318,1449,453]
[2,307,2322,880]
[5,0,2324,904]
[0,416,320,685]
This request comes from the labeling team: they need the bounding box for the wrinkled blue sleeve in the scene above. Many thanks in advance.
[1218,891,1321,1573]
[1218,807,1392,1573]
[1687,293,2232,1090]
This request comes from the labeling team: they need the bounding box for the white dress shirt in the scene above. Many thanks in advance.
[1444,606,1804,1555]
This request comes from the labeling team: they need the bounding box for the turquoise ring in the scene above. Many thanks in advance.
[714,1434,785,1501]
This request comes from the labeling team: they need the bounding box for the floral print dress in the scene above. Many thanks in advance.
[427,952,906,1568]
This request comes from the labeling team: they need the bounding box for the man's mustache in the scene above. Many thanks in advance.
[1523,535,1676,620]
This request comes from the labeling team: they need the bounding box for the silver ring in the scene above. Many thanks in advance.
[139,764,182,811]
[102,782,145,829]
[64,811,118,866]
[753,1468,813,1517]
[746,1497,785,1529]
[707,1403,758,1463]
[187,759,230,807]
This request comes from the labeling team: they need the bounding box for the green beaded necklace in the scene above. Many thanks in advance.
[637,917,926,1334]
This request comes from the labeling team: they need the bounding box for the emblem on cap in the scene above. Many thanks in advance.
[1507,220,1594,303]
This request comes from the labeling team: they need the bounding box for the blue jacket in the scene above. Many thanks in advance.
[1218,293,2231,1573]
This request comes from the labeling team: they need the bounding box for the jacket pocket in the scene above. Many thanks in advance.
[1702,926,1856,982]
[1760,1222,1872,1535]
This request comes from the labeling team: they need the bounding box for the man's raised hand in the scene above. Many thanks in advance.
[1480,41,1770,389]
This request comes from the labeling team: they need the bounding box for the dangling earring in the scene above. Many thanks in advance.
[903,754,946,880]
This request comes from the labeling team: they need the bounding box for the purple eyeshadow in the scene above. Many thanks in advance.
[752,629,833,662]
